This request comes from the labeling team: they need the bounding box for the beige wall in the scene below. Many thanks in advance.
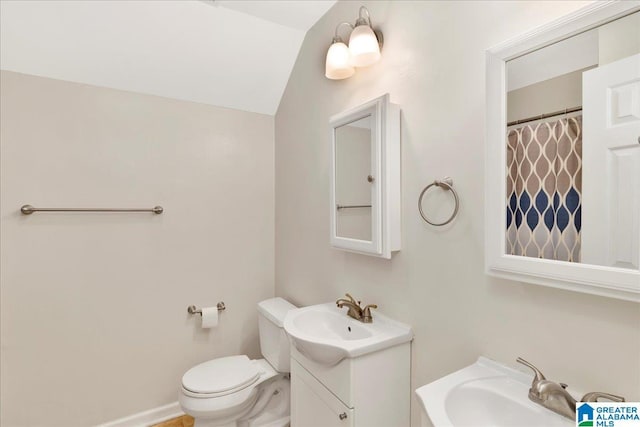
[274,2,640,426]
[507,68,586,123]
[599,11,640,65]
[0,71,275,426]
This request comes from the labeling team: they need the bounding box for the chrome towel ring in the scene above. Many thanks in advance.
[418,177,459,226]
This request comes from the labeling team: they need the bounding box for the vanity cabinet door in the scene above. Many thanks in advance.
[291,359,354,427]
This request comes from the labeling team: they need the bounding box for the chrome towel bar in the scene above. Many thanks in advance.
[187,302,226,315]
[336,204,372,210]
[20,205,163,215]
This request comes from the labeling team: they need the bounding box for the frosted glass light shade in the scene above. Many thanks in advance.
[325,41,355,80]
[348,25,380,67]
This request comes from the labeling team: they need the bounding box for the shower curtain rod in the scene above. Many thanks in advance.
[507,106,582,127]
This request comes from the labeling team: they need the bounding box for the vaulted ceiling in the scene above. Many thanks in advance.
[0,0,336,115]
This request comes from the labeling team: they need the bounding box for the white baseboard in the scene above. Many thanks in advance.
[95,401,184,427]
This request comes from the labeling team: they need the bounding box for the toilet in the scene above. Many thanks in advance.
[179,297,296,427]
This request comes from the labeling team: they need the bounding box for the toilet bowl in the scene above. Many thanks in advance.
[179,298,296,427]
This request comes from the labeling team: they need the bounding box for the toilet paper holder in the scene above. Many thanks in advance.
[187,302,226,315]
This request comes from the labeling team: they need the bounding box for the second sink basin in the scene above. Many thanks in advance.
[283,302,413,366]
[415,357,572,427]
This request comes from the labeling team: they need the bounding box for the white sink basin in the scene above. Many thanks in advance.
[415,357,572,427]
[283,302,413,366]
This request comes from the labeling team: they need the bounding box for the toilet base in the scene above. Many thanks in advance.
[247,415,289,427]
[193,418,289,427]
[194,420,235,427]
[242,377,290,427]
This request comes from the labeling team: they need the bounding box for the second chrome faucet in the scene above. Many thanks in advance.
[336,293,377,323]
[516,357,625,420]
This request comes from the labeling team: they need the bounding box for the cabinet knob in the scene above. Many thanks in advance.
[367,175,375,183]
[339,412,348,420]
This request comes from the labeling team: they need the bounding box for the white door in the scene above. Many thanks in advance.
[582,53,640,269]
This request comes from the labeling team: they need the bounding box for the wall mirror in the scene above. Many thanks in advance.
[330,94,401,258]
[486,2,640,302]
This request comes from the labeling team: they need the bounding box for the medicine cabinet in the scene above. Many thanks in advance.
[329,94,401,259]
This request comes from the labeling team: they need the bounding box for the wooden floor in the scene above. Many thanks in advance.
[151,415,195,427]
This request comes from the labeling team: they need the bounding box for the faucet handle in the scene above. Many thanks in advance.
[582,392,626,403]
[516,357,547,383]
[362,304,377,323]
[345,293,361,307]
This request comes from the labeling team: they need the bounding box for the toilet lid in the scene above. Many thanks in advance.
[182,355,260,395]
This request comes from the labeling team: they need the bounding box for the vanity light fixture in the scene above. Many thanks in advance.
[325,6,383,80]
[349,6,382,67]
[325,22,355,80]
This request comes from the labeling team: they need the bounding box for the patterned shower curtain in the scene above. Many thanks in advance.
[506,115,582,262]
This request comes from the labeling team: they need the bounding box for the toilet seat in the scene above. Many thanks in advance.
[182,355,260,398]
[179,384,259,422]
[178,357,282,423]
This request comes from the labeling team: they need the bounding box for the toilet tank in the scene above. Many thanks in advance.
[257,297,296,372]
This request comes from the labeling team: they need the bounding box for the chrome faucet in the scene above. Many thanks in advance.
[516,357,625,420]
[336,293,377,323]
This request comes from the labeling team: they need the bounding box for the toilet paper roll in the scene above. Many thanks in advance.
[201,306,219,329]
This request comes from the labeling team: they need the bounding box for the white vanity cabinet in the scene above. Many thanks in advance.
[289,343,411,427]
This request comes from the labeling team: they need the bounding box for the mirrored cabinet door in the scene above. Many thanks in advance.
[330,94,400,259]
[335,115,374,242]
